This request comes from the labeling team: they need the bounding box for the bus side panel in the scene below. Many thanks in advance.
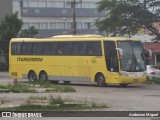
[86,56,110,83]
[9,56,24,79]
[78,57,90,77]
[10,55,45,79]
[49,56,79,81]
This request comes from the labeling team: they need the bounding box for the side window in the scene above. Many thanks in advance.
[156,54,160,62]
[32,42,43,55]
[72,42,87,55]
[44,42,57,55]
[11,43,21,55]
[72,42,79,55]
[57,42,72,55]
[80,42,87,55]
[87,41,102,56]
[21,42,32,55]
[104,41,119,72]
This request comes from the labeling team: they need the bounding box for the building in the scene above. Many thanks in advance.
[0,0,12,21]
[144,43,160,66]
[0,0,104,37]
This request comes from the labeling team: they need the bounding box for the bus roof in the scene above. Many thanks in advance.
[52,34,103,38]
[104,37,138,41]
[10,35,139,42]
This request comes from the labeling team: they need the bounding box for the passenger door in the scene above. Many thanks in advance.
[104,41,119,83]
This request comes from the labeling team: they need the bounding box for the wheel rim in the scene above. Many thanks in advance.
[97,75,105,87]
[98,76,104,85]
[40,73,48,81]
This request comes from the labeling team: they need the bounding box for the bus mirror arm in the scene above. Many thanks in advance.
[144,48,152,59]
[116,48,123,59]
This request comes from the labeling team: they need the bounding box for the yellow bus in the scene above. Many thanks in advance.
[9,35,147,87]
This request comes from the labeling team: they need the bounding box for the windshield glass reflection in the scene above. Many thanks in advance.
[118,41,145,72]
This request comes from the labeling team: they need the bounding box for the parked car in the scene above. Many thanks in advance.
[147,65,160,80]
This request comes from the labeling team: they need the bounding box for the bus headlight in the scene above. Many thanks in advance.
[143,73,147,76]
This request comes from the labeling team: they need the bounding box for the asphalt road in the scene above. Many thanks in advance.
[0,72,160,120]
[0,72,15,83]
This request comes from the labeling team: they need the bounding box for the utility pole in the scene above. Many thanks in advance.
[72,0,76,35]
[144,0,146,9]
[67,0,82,35]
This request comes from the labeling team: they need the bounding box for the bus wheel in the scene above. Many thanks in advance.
[39,71,48,81]
[120,84,128,87]
[96,74,106,87]
[28,71,37,82]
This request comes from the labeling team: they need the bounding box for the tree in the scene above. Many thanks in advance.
[96,0,160,42]
[20,26,38,38]
[0,13,22,69]
[0,13,22,52]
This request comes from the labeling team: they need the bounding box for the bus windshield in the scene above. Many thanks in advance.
[117,41,145,72]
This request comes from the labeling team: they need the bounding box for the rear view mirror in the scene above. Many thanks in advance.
[116,48,123,59]
[144,48,152,59]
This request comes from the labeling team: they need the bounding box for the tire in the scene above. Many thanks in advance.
[96,74,106,87]
[39,71,48,81]
[28,71,37,82]
[120,84,128,87]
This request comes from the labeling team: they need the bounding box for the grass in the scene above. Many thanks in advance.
[27,96,48,105]
[146,78,160,84]
[30,80,76,92]
[90,101,106,108]
[0,80,76,93]
[46,85,76,93]
[0,95,109,111]
[49,95,64,105]
[0,84,35,93]
[30,80,52,88]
